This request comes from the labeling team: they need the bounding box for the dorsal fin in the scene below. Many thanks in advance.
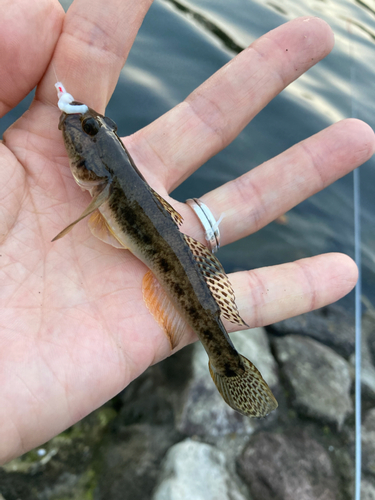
[183,234,248,327]
[150,188,183,227]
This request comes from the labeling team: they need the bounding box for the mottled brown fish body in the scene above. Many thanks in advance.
[55,105,278,418]
[107,176,243,376]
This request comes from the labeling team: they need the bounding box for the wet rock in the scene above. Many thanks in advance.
[365,310,375,364]
[268,304,355,358]
[95,424,180,500]
[362,408,375,476]
[0,468,39,500]
[273,335,353,427]
[0,407,115,500]
[349,352,375,403]
[36,472,84,500]
[152,439,247,500]
[118,346,194,427]
[350,310,375,401]
[237,431,339,500]
[331,443,355,499]
[176,328,279,438]
[361,478,375,500]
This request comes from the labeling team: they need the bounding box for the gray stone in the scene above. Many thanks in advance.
[361,479,375,500]
[365,310,375,364]
[118,347,194,426]
[0,407,115,500]
[349,310,375,401]
[176,328,279,438]
[273,335,353,427]
[362,408,375,476]
[95,424,180,500]
[152,439,247,500]
[268,304,355,358]
[237,431,339,500]
[349,352,375,402]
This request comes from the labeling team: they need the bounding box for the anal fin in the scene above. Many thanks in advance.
[142,270,190,349]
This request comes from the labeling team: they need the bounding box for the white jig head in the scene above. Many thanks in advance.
[55,82,89,114]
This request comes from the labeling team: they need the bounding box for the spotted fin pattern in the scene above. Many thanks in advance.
[183,234,247,327]
[209,354,278,417]
[142,270,190,349]
[151,189,183,227]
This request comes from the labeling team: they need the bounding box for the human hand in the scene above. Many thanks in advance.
[1,0,374,464]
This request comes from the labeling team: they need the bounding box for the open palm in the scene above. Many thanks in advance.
[1,0,374,464]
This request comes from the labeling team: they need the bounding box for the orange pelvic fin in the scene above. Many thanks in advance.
[142,270,190,350]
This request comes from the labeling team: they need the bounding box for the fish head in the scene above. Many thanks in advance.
[58,105,119,190]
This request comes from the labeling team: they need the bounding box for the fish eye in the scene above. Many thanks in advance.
[82,117,100,136]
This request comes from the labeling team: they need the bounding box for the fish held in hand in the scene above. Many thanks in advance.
[53,83,278,418]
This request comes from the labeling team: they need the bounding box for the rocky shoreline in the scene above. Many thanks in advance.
[1,304,375,500]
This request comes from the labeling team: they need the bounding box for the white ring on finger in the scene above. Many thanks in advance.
[186,198,223,253]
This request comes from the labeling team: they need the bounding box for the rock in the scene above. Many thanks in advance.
[273,335,353,427]
[0,468,39,500]
[349,354,375,403]
[237,431,339,500]
[365,310,375,364]
[36,472,83,500]
[362,408,375,476]
[118,345,194,427]
[176,328,279,438]
[361,478,375,500]
[331,444,355,499]
[152,439,247,500]
[0,407,116,500]
[268,304,355,358]
[349,310,375,402]
[95,423,180,500]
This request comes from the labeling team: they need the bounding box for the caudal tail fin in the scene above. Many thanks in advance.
[209,354,278,418]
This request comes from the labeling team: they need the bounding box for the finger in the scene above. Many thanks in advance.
[230,253,358,329]
[165,252,357,357]
[127,16,335,191]
[0,0,64,117]
[36,0,153,112]
[180,118,375,246]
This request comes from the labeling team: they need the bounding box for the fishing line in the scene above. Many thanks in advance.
[52,62,59,85]
[353,160,362,500]
[348,20,362,500]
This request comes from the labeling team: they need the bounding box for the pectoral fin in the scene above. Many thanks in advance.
[142,270,190,350]
[51,183,111,242]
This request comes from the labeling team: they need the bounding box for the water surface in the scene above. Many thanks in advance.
[1,0,374,308]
